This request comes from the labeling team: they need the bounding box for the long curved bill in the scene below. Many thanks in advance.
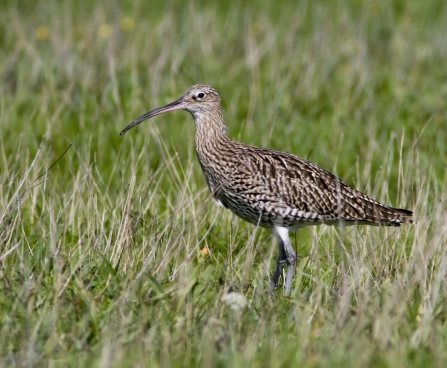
[120,98,185,135]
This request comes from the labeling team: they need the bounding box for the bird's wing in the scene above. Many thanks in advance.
[227,148,410,224]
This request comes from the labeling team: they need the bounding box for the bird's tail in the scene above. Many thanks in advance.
[384,206,413,226]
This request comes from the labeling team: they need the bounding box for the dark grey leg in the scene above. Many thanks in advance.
[268,240,287,295]
[271,227,297,295]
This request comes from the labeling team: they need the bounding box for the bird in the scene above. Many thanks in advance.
[120,84,413,295]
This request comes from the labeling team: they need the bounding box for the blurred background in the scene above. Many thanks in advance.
[2,0,446,181]
[1,0,447,366]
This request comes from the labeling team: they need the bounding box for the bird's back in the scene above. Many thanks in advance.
[197,140,413,230]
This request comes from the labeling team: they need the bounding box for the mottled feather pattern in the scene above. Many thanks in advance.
[195,129,412,230]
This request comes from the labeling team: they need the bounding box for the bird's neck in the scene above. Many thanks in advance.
[193,110,230,156]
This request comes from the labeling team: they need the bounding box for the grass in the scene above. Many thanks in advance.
[1,0,447,366]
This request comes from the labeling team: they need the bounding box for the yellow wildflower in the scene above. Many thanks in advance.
[35,26,49,40]
[120,17,134,32]
[98,24,112,39]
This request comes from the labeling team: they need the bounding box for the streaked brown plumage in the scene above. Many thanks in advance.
[120,84,413,295]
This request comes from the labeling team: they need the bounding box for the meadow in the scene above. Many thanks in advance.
[1,0,447,366]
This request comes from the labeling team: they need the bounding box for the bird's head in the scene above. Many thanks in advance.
[120,84,221,135]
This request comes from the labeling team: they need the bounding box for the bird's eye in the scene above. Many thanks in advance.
[197,92,205,99]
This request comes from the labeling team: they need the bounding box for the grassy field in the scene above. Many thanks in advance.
[1,0,447,366]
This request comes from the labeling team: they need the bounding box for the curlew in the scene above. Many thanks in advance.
[120,84,413,295]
